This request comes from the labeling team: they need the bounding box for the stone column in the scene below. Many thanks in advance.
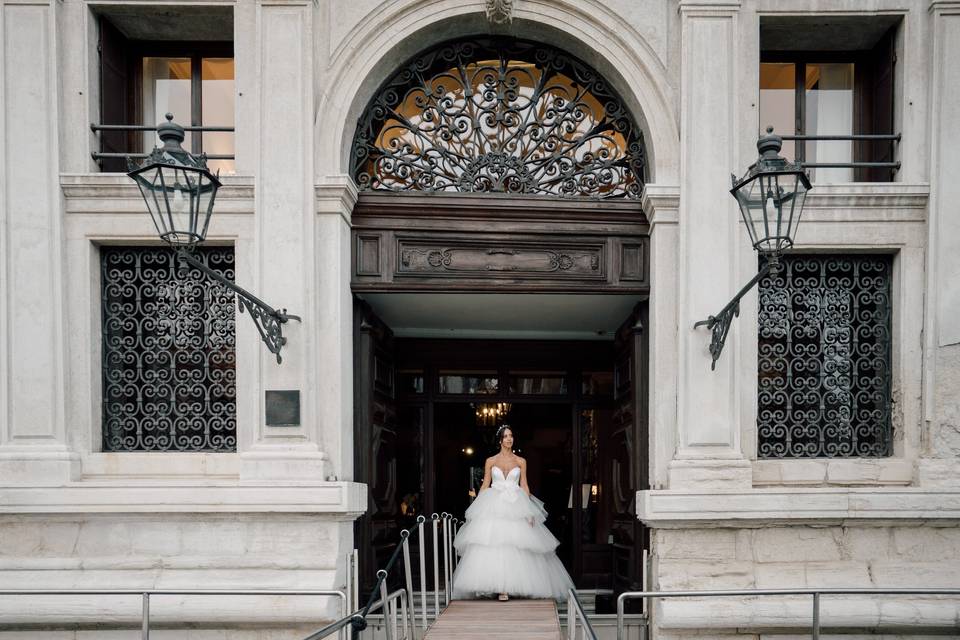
[670,0,751,489]
[920,1,960,487]
[239,0,325,482]
[0,0,79,485]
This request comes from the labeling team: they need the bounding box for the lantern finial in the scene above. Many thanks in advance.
[157,113,186,148]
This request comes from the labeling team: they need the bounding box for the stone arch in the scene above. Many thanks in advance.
[315,0,679,186]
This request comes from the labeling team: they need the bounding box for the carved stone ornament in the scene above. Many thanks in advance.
[486,0,514,24]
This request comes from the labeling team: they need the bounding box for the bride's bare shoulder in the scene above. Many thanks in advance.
[515,455,527,466]
[484,456,497,467]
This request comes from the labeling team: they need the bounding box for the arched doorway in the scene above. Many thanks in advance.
[350,36,649,606]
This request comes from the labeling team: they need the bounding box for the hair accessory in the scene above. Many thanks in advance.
[495,424,511,441]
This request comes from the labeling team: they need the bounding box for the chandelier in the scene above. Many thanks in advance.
[473,402,511,427]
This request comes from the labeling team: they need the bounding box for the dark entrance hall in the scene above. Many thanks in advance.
[354,321,648,601]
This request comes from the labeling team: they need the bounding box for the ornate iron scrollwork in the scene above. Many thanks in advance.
[757,255,892,458]
[353,38,646,199]
[176,249,300,364]
[101,247,237,452]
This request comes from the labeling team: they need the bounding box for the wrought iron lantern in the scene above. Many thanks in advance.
[694,127,812,369]
[127,114,300,363]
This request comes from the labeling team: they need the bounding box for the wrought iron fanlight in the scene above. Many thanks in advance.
[127,114,300,363]
[694,127,812,369]
[352,37,647,199]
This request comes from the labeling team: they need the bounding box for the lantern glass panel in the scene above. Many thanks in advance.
[733,176,764,249]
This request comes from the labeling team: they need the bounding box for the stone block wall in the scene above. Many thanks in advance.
[651,526,960,636]
[0,514,351,630]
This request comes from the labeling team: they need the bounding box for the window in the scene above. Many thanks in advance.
[101,246,237,452]
[757,255,892,458]
[96,8,235,173]
[353,37,646,199]
[759,18,898,182]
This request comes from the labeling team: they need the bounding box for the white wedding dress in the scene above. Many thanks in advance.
[451,465,574,600]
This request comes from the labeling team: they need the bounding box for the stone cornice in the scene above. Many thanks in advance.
[60,173,255,216]
[638,487,960,527]
[800,183,929,222]
[0,481,367,518]
[929,1,960,15]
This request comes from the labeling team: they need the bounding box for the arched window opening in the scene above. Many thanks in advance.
[352,38,646,199]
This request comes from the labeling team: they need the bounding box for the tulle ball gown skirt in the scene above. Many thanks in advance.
[451,469,574,601]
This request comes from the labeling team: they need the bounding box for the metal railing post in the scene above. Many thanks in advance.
[351,549,359,615]
[616,593,625,640]
[401,589,413,640]
[441,513,451,605]
[812,591,820,640]
[379,571,393,640]
[567,590,575,640]
[141,592,150,640]
[417,515,428,630]
[431,514,440,617]
[401,531,414,637]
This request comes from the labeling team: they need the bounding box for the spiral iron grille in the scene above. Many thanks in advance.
[757,255,892,458]
[101,247,237,452]
[353,38,646,198]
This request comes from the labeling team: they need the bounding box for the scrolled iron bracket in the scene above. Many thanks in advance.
[176,248,301,364]
[694,254,779,370]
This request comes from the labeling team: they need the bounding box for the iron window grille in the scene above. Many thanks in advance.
[352,37,647,199]
[757,254,893,458]
[101,246,237,452]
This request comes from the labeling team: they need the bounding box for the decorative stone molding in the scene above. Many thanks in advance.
[638,487,960,527]
[60,173,255,216]
[0,481,367,516]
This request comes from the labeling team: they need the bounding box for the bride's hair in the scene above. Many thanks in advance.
[496,424,513,447]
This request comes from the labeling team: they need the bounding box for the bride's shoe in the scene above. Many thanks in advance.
[498,593,509,601]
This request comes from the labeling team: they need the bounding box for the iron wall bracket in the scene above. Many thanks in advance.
[694,255,779,370]
[177,248,301,364]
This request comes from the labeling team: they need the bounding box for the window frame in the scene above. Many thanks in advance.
[760,51,864,167]
[130,40,235,157]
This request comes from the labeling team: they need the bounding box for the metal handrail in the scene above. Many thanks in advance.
[0,588,345,640]
[309,512,461,640]
[616,587,960,640]
[90,122,236,161]
[566,588,598,640]
[779,132,901,171]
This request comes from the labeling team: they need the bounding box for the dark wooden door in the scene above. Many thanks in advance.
[353,299,400,593]
[610,304,649,595]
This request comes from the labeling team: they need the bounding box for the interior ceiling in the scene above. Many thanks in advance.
[361,293,640,341]
[760,15,900,51]
[96,6,233,41]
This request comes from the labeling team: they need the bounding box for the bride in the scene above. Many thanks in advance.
[451,425,574,601]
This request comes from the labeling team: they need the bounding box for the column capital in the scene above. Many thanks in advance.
[641,183,680,229]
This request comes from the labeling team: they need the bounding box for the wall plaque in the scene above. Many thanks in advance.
[265,390,300,426]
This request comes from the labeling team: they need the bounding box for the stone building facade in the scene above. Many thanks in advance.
[1,0,959,637]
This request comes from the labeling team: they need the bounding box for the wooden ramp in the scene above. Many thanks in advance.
[424,600,561,640]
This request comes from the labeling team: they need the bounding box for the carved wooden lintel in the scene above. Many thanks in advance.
[398,242,604,278]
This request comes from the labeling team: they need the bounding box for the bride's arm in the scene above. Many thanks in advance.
[519,458,531,496]
[478,458,493,493]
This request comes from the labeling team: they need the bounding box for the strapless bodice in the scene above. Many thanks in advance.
[492,465,521,488]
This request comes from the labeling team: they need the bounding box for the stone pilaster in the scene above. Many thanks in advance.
[671,0,751,489]
[920,1,960,487]
[0,0,79,485]
[239,0,325,482]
